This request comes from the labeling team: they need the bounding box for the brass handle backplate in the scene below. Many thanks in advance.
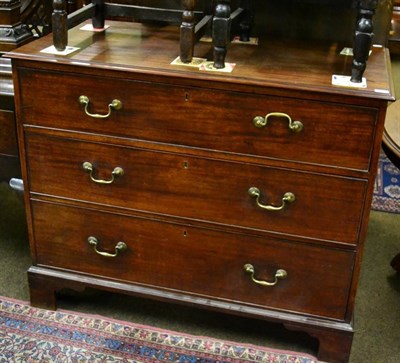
[88,236,127,258]
[253,112,303,133]
[248,187,295,211]
[82,161,124,185]
[244,263,287,286]
[79,95,122,119]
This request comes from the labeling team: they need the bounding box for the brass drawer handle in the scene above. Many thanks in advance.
[244,263,287,286]
[253,112,303,133]
[88,236,127,258]
[79,95,122,119]
[82,161,124,185]
[248,187,295,211]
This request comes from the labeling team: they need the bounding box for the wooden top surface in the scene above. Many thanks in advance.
[7,20,395,101]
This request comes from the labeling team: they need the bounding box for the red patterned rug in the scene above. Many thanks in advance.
[372,151,400,213]
[0,297,318,362]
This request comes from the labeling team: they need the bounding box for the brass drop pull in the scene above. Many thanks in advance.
[244,263,287,286]
[79,95,122,119]
[253,112,303,133]
[88,236,127,258]
[248,187,295,211]
[82,161,124,185]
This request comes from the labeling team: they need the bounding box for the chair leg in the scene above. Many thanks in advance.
[52,0,68,51]
[92,0,105,29]
[212,1,231,69]
[351,0,377,83]
[238,0,254,42]
[180,0,196,63]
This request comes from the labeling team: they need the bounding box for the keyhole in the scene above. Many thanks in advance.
[184,92,190,102]
[183,230,188,237]
[182,161,189,169]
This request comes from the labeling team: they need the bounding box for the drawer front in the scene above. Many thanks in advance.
[32,201,355,321]
[19,69,376,170]
[26,133,367,244]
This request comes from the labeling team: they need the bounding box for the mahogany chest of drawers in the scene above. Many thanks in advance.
[9,20,394,362]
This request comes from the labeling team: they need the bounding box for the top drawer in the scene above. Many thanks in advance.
[18,68,377,171]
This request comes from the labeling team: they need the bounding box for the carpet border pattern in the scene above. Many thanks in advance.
[0,297,318,363]
[372,152,400,213]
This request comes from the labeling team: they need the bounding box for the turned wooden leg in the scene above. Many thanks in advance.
[212,1,231,69]
[238,0,254,42]
[92,0,105,29]
[92,0,106,29]
[180,0,196,63]
[351,0,377,83]
[285,323,354,363]
[28,268,58,310]
[52,0,68,51]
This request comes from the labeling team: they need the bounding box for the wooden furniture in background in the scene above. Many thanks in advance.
[53,0,386,82]
[0,58,20,182]
[388,0,400,54]
[382,100,400,273]
[0,0,85,183]
[0,0,38,182]
[0,0,34,51]
[9,16,393,362]
[53,0,251,68]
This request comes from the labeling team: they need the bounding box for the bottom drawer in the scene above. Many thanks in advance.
[31,200,355,321]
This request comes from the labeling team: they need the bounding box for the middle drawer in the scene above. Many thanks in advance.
[26,133,367,245]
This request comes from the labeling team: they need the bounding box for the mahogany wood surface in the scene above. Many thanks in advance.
[9,20,394,363]
[25,132,367,246]
[10,21,393,98]
[18,68,378,171]
[31,200,355,320]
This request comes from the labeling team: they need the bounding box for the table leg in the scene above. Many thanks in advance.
[180,0,196,63]
[351,0,378,83]
[213,1,232,69]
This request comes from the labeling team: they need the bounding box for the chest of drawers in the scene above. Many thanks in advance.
[9,20,394,362]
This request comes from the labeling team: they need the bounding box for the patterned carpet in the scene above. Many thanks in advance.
[0,297,318,363]
[372,152,400,213]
